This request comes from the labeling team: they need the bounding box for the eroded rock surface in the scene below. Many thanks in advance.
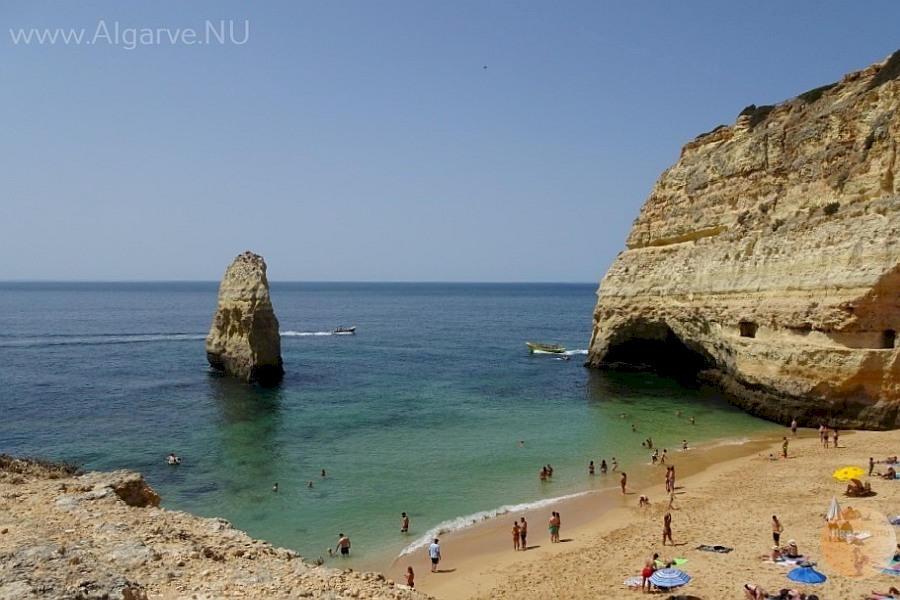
[0,456,428,600]
[587,51,900,429]
[206,251,284,386]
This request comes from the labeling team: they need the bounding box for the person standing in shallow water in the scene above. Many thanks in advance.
[335,533,351,556]
[401,512,409,534]
[620,472,627,494]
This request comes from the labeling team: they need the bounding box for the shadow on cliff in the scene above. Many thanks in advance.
[592,322,713,385]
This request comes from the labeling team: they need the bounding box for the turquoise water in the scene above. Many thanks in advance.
[0,282,781,570]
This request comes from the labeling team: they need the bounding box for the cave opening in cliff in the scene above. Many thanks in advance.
[739,321,758,338]
[884,329,896,349]
[602,322,712,382]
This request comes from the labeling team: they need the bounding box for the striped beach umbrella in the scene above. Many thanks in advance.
[648,568,691,589]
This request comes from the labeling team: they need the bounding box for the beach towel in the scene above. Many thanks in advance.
[656,558,688,567]
[623,576,643,587]
[881,558,900,575]
[696,544,732,553]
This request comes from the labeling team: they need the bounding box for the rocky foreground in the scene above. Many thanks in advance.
[0,456,429,600]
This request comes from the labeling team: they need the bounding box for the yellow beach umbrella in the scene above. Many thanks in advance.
[833,466,866,481]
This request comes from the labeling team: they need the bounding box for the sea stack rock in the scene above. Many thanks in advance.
[206,251,284,386]
[587,51,900,429]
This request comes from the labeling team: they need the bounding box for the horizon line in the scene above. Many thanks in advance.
[0,279,599,285]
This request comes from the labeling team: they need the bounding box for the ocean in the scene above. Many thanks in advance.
[0,281,782,571]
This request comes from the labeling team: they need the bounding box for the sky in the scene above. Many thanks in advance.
[2,1,899,283]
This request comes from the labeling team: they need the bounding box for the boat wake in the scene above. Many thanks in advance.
[398,491,591,556]
[0,333,205,348]
[280,330,344,337]
[531,348,588,356]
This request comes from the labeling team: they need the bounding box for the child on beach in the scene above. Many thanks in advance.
[512,520,521,551]
[405,566,415,588]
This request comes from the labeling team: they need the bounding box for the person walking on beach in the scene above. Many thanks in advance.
[401,512,409,534]
[620,472,627,494]
[870,457,876,476]
[428,538,441,572]
[782,436,789,459]
[519,516,528,549]
[662,512,674,546]
[335,533,351,556]
[791,418,798,437]
[512,520,521,550]
[833,428,839,448]
[772,515,783,546]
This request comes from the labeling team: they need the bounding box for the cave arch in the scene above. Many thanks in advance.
[601,320,713,381]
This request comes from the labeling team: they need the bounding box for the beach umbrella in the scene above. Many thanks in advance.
[648,568,691,589]
[826,496,843,521]
[833,466,866,481]
[787,566,827,584]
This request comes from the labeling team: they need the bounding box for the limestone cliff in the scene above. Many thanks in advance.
[587,51,900,429]
[0,456,426,600]
[206,251,284,386]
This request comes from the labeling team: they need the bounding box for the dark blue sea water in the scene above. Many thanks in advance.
[0,282,781,570]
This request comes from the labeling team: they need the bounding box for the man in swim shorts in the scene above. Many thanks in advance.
[519,516,528,550]
[401,512,409,533]
[335,533,351,556]
[642,552,658,592]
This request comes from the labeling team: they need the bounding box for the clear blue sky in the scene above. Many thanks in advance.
[2,1,898,282]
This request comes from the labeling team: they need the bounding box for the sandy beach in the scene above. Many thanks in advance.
[390,429,900,600]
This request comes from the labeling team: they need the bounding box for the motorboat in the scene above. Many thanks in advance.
[333,326,357,335]
[525,341,565,353]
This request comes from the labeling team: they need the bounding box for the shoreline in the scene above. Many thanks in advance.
[391,428,900,599]
[386,429,786,594]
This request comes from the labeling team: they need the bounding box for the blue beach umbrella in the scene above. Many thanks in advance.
[787,566,827,584]
[649,568,691,589]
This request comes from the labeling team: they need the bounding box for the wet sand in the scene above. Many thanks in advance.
[389,429,900,599]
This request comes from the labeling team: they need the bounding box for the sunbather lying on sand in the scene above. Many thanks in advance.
[867,587,900,599]
[743,583,767,599]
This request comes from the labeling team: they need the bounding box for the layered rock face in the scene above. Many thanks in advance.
[0,456,425,600]
[587,52,900,429]
[206,251,284,386]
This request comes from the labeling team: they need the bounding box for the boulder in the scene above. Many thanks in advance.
[206,251,284,386]
[587,51,900,429]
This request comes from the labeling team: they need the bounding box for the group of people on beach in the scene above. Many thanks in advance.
[512,517,528,550]
[818,423,840,448]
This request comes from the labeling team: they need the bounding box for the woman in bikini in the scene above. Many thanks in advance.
[512,520,521,551]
